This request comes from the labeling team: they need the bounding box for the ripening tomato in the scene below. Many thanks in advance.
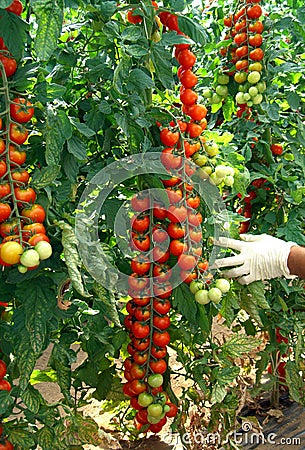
[0,360,7,379]
[153,298,171,315]
[235,60,249,71]
[132,321,150,339]
[0,183,11,199]
[0,219,18,237]
[178,49,196,68]
[9,123,28,145]
[246,4,262,19]
[160,128,179,147]
[128,273,148,291]
[0,56,17,77]
[235,19,247,32]
[21,204,46,223]
[11,169,30,185]
[126,9,142,23]
[150,359,167,374]
[130,379,147,394]
[180,88,198,106]
[14,187,36,206]
[152,247,170,264]
[0,203,11,223]
[178,253,196,271]
[166,403,178,418]
[271,143,283,155]
[189,228,202,242]
[169,239,187,256]
[0,160,7,178]
[0,241,23,265]
[153,315,170,330]
[28,233,50,246]
[167,205,187,223]
[160,147,182,169]
[0,244,12,266]
[166,187,183,203]
[186,195,200,209]
[22,222,46,239]
[131,215,150,233]
[249,48,264,61]
[236,45,248,59]
[180,270,197,283]
[6,0,23,15]
[184,140,200,157]
[249,33,263,47]
[188,211,202,226]
[131,194,150,212]
[153,330,170,347]
[9,144,27,166]
[10,98,34,123]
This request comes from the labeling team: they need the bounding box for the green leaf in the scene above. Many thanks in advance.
[263,102,280,121]
[0,11,29,59]
[22,385,46,414]
[96,367,116,400]
[31,164,61,189]
[15,332,37,391]
[178,15,208,45]
[63,152,80,182]
[247,281,270,310]
[45,107,72,165]
[217,366,240,386]
[7,425,36,449]
[37,426,56,450]
[67,135,87,161]
[160,31,193,46]
[56,221,91,298]
[287,92,300,111]
[30,369,57,384]
[31,0,64,60]
[222,335,261,359]
[128,69,154,91]
[0,0,12,7]
[50,343,74,404]
[69,117,95,138]
[100,0,117,19]
[211,384,227,405]
[113,55,132,95]
[276,218,305,245]
[285,360,305,405]
[0,390,14,415]
[220,290,239,326]
[93,283,120,326]
[172,283,198,324]
[239,288,263,326]
[151,43,174,90]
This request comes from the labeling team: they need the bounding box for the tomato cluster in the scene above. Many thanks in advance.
[222,0,266,117]
[0,1,23,79]
[0,48,52,272]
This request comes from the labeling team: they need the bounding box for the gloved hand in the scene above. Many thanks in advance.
[213,234,298,285]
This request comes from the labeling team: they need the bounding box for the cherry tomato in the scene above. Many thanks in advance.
[134,306,151,322]
[151,345,167,359]
[133,351,149,365]
[131,233,150,252]
[6,0,23,15]
[187,195,200,209]
[246,4,262,19]
[9,123,28,145]
[0,56,17,77]
[234,32,247,46]
[249,48,264,61]
[166,14,179,32]
[167,222,185,239]
[131,194,150,212]
[132,336,150,351]
[132,321,150,339]
[11,169,30,185]
[9,144,26,166]
[160,128,179,147]
[0,203,11,223]
[179,69,198,88]
[135,408,148,424]
[152,227,168,243]
[152,330,170,347]
[130,379,147,393]
[132,295,151,307]
[22,222,46,239]
[131,256,150,276]
[178,254,197,271]
[186,122,202,138]
[249,33,263,47]
[131,215,150,232]
[166,403,178,418]
[150,359,167,374]
[21,204,46,223]
[10,98,34,123]
[154,282,172,299]
[153,298,171,315]
[152,247,170,264]
[153,203,167,220]
[0,160,7,178]
[177,49,196,68]
[0,360,7,379]
[153,264,172,282]
[180,88,198,106]
[248,20,264,33]
[271,143,283,155]
[153,315,170,330]
[28,233,50,246]
[169,239,187,256]
[167,205,187,223]
[0,219,19,237]
[126,9,142,23]
[0,440,14,450]
[0,183,11,199]
[0,379,11,391]
[130,396,144,410]
[14,187,36,206]
[160,147,182,169]
[128,273,148,291]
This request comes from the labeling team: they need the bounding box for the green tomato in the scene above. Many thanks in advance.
[202,88,212,98]
[147,403,163,418]
[252,93,263,105]
[235,92,245,105]
[193,153,208,167]
[138,392,153,407]
[20,249,40,268]
[215,278,231,293]
[190,280,204,294]
[217,74,230,85]
[224,175,234,187]
[209,172,223,186]
[247,71,261,84]
[148,373,163,388]
[148,414,164,424]
[210,93,222,104]
[18,265,28,274]
[248,86,258,97]
[208,287,222,304]
[35,241,52,260]
[257,81,266,93]
[249,62,263,72]
[215,84,228,98]
[156,392,167,406]
[247,101,253,107]
[163,404,171,413]
[234,71,247,84]
[243,93,251,101]
[284,153,294,161]
[195,289,210,305]
[204,142,219,157]
[215,165,231,178]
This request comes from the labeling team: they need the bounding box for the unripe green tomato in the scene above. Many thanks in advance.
[190,280,204,294]
[138,392,153,407]
[215,84,228,98]
[215,278,231,293]
[217,74,230,85]
[209,173,223,186]
[284,153,294,161]
[195,289,210,305]
[243,93,251,101]
[238,85,246,92]
[234,71,247,84]
[215,165,229,178]
[225,166,235,176]
[210,93,222,104]
[203,166,213,175]
[247,101,253,107]
[18,265,28,274]
[193,153,208,167]
[252,93,263,105]
[202,88,213,99]
[20,249,40,268]
[247,71,261,84]
[248,86,258,97]
[148,373,163,388]
[208,287,222,304]
[224,175,234,186]
[147,403,163,418]
[235,92,245,104]
[163,404,171,413]
[249,62,263,72]
[257,81,266,93]
[35,241,53,260]
[204,142,219,157]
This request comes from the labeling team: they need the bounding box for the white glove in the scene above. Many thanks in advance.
[213,234,297,285]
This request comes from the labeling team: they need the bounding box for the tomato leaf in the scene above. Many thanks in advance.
[128,68,154,91]
[151,43,174,90]
[45,107,72,165]
[31,0,64,60]
[172,283,198,324]
[178,15,209,45]
[36,426,56,450]
[22,385,46,414]
[6,424,36,449]
[217,366,240,386]
[50,342,75,404]
[210,384,226,405]
[246,281,270,310]
[285,360,305,405]
[0,390,14,415]
[221,335,261,359]
[0,11,28,59]
[31,164,61,189]
[93,282,120,327]
[67,135,87,161]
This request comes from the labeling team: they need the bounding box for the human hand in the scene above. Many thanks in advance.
[213,234,297,285]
